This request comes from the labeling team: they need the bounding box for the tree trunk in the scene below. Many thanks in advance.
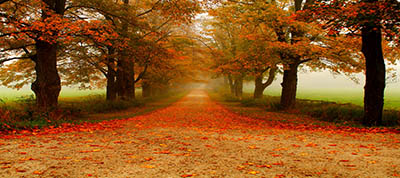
[106,75,117,101]
[31,0,66,109]
[115,0,135,101]
[142,81,151,98]
[116,59,126,99]
[280,63,299,109]
[116,58,135,100]
[234,76,243,99]
[126,59,135,100]
[361,26,385,126]
[254,67,277,99]
[31,40,61,109]
[228,75,235,95]
[254,75,264,99]
[106,57,117,101]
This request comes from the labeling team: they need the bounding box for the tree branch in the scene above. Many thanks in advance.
[262,67,277,87]
[0,44,35,53]
[134,63,148,83]
[0,0,10,5]
[136,0,161,17]
[299,58,312,64]
[0,56,31,64]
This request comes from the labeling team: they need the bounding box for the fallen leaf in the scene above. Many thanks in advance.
[248,145,259,149]
[256,164,272,168]
[305,143,317,147]
[16,168,26,172]
[237,165,246,170]
[142,165,156,169]
[273,161,284,166]
[248,171,259,175]
[344,164,356,167]
[154,150,171,154]
[33,171,43,175]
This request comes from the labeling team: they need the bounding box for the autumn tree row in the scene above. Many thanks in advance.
[0,0,205,109]
[205,0,399,126]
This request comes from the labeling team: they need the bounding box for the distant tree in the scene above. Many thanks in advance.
[0,0,203,106]
[207,0,361,103]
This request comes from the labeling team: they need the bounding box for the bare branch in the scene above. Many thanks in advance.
[0,44,35,53]
[136,0,161,17]
[134,63,148,83]
[0,56,31,64]
[299,58,313,64]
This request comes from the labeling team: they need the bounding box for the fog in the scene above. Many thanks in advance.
[1,68,400,101]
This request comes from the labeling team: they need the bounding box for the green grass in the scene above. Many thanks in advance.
[0,89,188,132]
[242,87,400,109]
[3,86,400,109]
[0,88,105,102]
[210,89,400,127]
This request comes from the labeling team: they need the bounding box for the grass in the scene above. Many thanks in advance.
[209,89,400,128]
[242,86,400,109]
[0,90,188,132]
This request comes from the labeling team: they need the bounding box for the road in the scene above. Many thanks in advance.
[1,90,400,177]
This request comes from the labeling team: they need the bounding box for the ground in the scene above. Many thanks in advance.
[1,90,400,178]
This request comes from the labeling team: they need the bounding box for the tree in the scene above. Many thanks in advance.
[0,0,203,106]
[206,0,364,106]
[0,0,68,109]
[206,5,254,98]
[0,0,125,108]
[230,0,362,109]
[303,0,400,126]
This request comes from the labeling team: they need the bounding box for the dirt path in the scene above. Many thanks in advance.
[1,90,400,178]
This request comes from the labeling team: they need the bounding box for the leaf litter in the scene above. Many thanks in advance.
[0,90,399,177]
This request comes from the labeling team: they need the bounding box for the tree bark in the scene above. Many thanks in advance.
[280,62,299,109]
[31,0,66,109]
[126,59,135,100]
[116,57,135,100]
[361,26,385,126]
[106,54,117,101]
[106,73,117,101]
[32,40,61,109]
[234,76,243,99]
[228,75,235,95]
[279,0,304,109]
[254,75,264,99]
[254,67,277,99]
[116,59,126,99]
[115,0,135,101]
[142,80,151,98]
